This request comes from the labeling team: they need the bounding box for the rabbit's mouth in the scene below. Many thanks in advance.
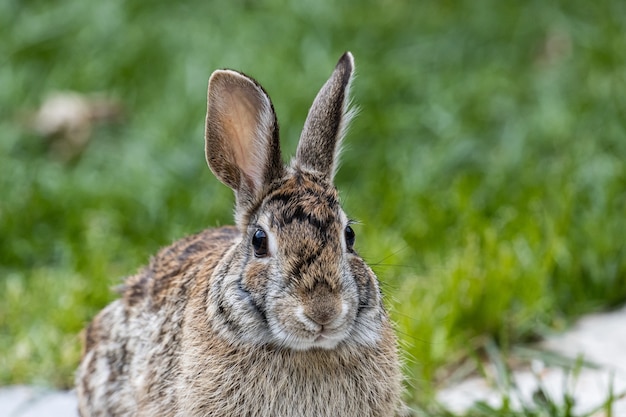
[298,331,346,350]
[270,320,350,351]
[287,325,350,350]
[313,330,343,345]
[314,325,342,341]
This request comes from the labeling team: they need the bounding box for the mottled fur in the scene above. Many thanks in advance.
[77,52,406,416]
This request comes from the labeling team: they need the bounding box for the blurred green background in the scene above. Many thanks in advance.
[1,0,625,407]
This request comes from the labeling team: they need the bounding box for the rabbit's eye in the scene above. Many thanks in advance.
[345,225,355,250]
[252,228,269,257]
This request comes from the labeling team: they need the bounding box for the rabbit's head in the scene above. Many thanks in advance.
[205,53,384,351]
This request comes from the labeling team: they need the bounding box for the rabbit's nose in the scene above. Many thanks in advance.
[303,283,343,326]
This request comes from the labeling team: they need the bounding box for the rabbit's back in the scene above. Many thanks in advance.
[76,226,239,416]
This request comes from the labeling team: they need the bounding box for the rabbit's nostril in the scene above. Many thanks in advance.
[306,306,339,326]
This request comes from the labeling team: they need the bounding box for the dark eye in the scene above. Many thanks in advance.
[252,228,269,257]
[344,225,355,250]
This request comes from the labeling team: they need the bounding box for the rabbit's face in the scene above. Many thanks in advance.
[238,170,383,351]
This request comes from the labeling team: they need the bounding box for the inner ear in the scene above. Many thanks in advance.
[205,70,283,201]
[218,82,270,190]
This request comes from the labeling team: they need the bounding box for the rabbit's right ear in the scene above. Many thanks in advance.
[205,70,284,216]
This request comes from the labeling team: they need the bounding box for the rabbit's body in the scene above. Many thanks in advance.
[77,53,405,416]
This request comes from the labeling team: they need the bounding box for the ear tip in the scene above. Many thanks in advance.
[208,69,246,88]
[207,69,271,107]
[337,51,355,73]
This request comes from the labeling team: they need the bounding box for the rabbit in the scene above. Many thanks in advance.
[76,52,406,417]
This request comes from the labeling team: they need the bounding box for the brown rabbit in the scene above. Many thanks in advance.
[76,52,406,417]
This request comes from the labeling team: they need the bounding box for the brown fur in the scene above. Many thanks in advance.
[77,52,406,416]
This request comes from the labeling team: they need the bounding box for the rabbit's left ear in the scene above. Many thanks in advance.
[295,52,355,181]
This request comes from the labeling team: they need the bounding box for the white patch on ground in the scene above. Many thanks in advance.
[0,386,78,417]
[437,305,626,415]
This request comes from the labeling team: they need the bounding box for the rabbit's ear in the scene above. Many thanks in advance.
[205,70,283,211]
[295,52,355,181]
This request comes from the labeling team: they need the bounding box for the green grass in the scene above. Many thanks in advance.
[1,0,625,411]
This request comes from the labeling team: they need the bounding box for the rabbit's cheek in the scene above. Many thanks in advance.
[264,294,309,346]
[242,261,271,298]
[346,258,380,308]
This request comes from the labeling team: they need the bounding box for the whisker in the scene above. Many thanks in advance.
[370,263,419,269]
[393,328,440,347]
[369,245,411,267]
